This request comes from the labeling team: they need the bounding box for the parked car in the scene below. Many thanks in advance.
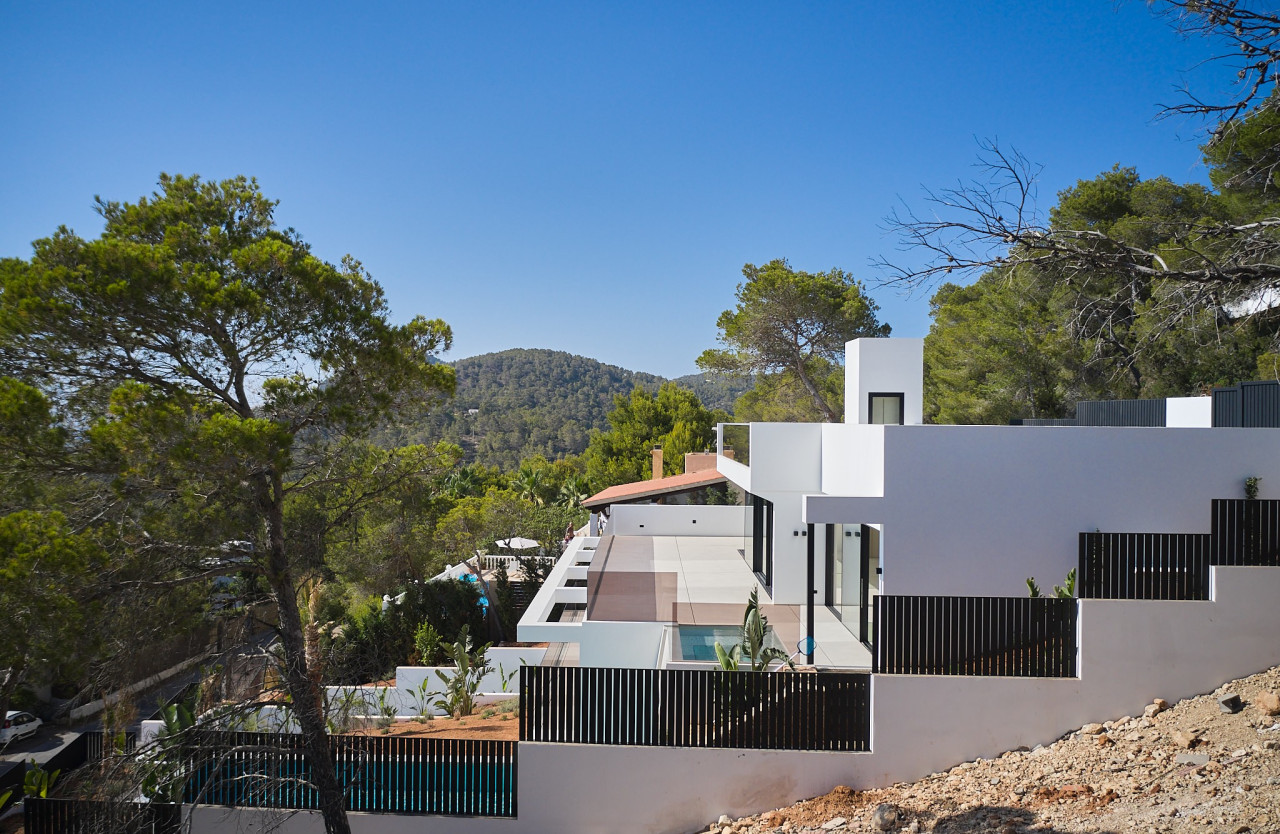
[0,711,41,744]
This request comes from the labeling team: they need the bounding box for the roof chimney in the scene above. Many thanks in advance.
[651,447,663,480]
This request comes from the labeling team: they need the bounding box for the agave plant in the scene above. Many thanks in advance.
[714,587,794,672]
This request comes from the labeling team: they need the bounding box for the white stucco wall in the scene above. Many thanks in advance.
[845,338,924,426]
[746,423,824,492]
[1166,396,1212,427]
[806,425,1280,597]
[820,423,884,497]
[609,504,747,536]
[765,492,812,605]
[716,451,751,494]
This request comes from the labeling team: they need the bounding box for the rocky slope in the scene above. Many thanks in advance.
[698,665,1280,834]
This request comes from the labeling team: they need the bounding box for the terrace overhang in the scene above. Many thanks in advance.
[803,494,884,525]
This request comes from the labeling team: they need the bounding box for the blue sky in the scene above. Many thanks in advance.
[0,2,1228,377]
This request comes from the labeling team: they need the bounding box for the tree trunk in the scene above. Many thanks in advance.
[792,358,840,422]
[261,474,351,834]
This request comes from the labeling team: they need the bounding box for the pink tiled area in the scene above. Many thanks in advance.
[586,535,872,668]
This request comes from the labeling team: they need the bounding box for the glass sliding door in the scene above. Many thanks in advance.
[747,493,773,593]
[826,522,881,647]
[860,524,881,646]
[827,523,861,634]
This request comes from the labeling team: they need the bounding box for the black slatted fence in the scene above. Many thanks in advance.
[24,798,181,834]
[520,666,870,752]
[1213,499,1280,566]
[183,732,515,817]
[0,762,23,815]
[85,730,139,761]
[872,596,1077,677]
[1078,532,1211,600]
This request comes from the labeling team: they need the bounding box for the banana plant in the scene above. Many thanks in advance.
[433,626,493,718]
[23,759,59,798]
[714,587,794,672]
[140,703,196,802]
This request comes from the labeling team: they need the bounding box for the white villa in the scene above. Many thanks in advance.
[504,337,1280,832]
[181,337,1280,833]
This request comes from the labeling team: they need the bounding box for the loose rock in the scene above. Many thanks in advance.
[871,804,900,831]
[703,665,1280,834]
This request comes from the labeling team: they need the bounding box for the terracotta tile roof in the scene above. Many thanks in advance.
[582,469,727,510]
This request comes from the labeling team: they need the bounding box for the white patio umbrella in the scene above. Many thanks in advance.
[495,536,540,550]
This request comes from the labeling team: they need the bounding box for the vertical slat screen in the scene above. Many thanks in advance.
[872,596,1077,677]
[519,665,869,751]
[1213,499,1280,566]
[1078,532,1211,600]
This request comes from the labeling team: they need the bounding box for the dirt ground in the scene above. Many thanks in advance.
[345,709,520,742]
[698,664,1280,834]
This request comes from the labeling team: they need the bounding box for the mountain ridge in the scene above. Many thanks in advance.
[388,347,750,469]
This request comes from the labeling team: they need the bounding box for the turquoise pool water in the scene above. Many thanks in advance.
[677,626,743,661]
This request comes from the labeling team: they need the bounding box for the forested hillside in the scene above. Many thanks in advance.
[383,349,748,469]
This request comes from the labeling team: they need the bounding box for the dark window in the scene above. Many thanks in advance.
[868,393,904,425]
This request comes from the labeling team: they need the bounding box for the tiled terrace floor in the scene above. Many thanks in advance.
[586,535,872,669]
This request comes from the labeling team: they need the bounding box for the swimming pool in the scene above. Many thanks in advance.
[676,625,784,662]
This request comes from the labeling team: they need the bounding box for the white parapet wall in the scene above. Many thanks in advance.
[609,504,747,536]
[518,535,597,643]
[576,619,668,668]
[1166,395,1212,427]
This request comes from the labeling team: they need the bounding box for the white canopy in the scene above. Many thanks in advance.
[496,536,540,550]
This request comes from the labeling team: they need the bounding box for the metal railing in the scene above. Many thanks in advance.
[1213,499,1280,566]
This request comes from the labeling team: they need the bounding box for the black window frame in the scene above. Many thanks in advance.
[868,392,905,425]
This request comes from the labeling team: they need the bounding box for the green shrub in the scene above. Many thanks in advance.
[414,621,445,666]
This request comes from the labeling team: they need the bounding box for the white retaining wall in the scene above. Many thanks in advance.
[181,564,1280,833]
[186,806,520,833]
[806,425,1280,597]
